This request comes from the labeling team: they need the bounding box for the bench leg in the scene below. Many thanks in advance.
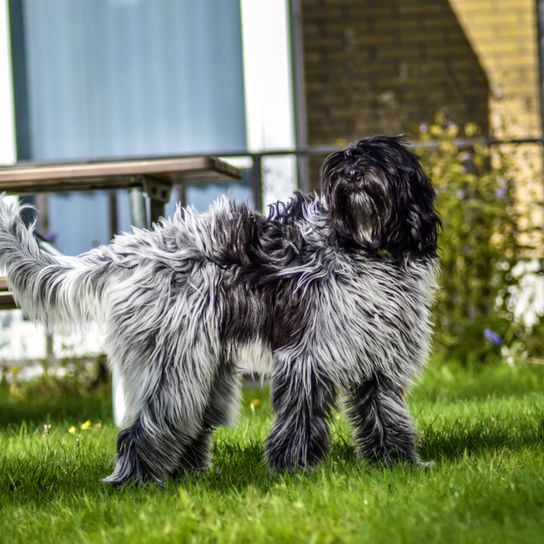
[112,365,126,427]
[112,187,149,426]
[149,199,165,224]
[128,187,148,229]
[141,177,172,224]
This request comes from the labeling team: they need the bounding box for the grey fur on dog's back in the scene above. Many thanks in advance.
[0,136,440,485]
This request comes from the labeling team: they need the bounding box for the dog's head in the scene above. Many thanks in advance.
[321,135,439,258]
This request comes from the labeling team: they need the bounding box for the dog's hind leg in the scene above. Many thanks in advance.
[175,360,241,474]
[103,351,219,486]
[265,355,336,473]
[345,372,420,465]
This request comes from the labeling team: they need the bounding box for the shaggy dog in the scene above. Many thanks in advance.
[0,136,440,486]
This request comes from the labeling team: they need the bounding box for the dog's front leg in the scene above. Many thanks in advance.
[345,372,421,465]
[265,357,336,473]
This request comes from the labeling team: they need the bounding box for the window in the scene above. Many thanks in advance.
[9,0,249,254]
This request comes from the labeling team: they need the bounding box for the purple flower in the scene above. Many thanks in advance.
[457,190,465,199]
[495,188,506,199]
[484,328,502,346]
[419,123,428,133]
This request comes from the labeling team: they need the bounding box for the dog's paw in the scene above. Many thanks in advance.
[414,459,436,470]
[267,455,298,474]
[173,463,212,480]
[266,443,304,473]
[265,438,326,474]
[362,448,431,469]
[103,456,166,487]
[102,472,165,488]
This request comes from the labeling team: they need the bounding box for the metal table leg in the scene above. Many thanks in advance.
[113,179,173,426]
[141,176,172,224]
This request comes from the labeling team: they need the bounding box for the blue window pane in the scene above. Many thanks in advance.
[47,191,111,255]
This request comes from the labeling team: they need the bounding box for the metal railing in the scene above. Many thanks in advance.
[6,136,543,213]
[193,136,544,211]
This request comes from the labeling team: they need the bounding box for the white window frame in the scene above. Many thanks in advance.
[240,0,297,205]
[0,0,15,165]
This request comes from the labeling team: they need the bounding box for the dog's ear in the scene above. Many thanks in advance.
[388,165,440,257]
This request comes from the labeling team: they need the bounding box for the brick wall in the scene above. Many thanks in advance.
[301,0,542,250]
[302,0,495,146]
[302,0,541,138]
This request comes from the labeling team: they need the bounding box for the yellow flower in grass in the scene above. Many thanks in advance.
[80,420,92,431]
[249,399,261,413]
[9,383,25,399]
[68,426,77,434]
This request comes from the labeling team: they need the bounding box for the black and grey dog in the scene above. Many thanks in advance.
[0,136,439,485]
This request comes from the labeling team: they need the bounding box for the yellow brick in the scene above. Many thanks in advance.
[303,0,541,150]
[462,0,532,7]
[497,26,538,39]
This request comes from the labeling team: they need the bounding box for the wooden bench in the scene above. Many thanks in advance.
[0,156,239,221]
[0,277,15,310]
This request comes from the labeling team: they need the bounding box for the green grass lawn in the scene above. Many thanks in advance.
[1,361,544,543]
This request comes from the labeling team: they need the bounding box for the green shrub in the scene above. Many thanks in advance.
[417,114,531,362]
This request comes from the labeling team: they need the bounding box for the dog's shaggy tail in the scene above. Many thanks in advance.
[0,196,112,327]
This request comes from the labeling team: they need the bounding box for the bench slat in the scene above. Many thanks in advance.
[0,157,240,194]
[0,277,11,292]
[0,293,17,310]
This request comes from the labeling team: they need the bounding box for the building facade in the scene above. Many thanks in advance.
[0,0,541,362]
